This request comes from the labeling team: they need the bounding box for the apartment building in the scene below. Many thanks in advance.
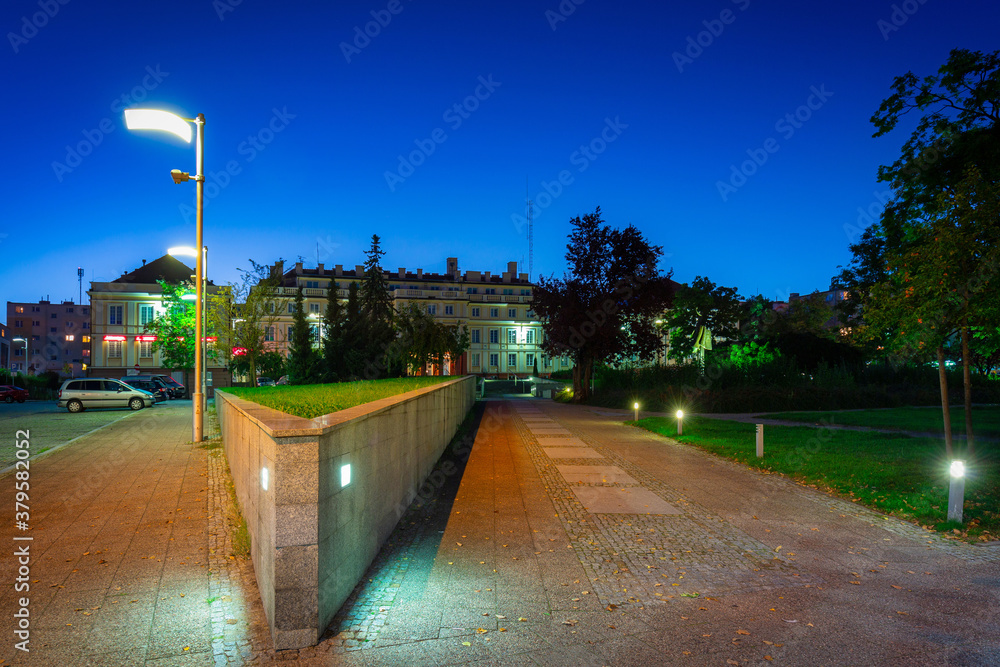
[88,254,229,390]
[7,299,91,376]
[268,257,568,378]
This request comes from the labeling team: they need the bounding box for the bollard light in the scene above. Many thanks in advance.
[261,467,269,491]
[756,423,764,458]
[676,409,684,436]
[341,463,352,488]
[633,402,639,421]
[947,460,965,523]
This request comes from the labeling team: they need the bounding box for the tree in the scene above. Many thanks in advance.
[145,280,197,391]
[321,279,346,381]
[208,259,288,387]
[770,293,837,338]
[341,281,366,379]
[360,234,396,378]
[533,207,674,402]
[665,276,741,359]
[843,50,1000,458]
[286,286,318,384]
[391,304,470,376]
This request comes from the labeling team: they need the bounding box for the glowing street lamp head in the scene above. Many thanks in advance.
[124,109,193,143]
[168,246,198,258]
[676,410,684,420]
[950,460,965,479]
[633,402,639,410]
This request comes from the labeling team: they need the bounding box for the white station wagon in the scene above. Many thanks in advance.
[57,378,156,413]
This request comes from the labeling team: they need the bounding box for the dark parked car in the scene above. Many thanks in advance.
[121,379,168,403]
[129,374,185,399]
[0,385,29,403]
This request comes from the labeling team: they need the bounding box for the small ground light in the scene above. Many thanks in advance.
[634,402,639,421]
[261,467,269,491]
[341,463,352,488]
[948,460,965,523]
[676,410,684,436]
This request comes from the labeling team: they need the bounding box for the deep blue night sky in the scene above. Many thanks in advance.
[2,0,997,310]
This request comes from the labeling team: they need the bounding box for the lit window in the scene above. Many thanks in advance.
[139,341,153,358]
[15,306,23,314]
[108,340,123,358]
[65,335,75,341]
[82,335,91,343]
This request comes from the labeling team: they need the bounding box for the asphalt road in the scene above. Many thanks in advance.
[0,399,191,470]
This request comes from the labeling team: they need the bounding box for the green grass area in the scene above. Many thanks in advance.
[225,377,455,419]
[635,415,999,541]
[762,405,1000,438]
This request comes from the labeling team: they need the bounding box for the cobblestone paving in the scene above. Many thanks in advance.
[509,403,818,608]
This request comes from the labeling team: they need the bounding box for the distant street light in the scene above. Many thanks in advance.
[676,409,684,436]
[126,108,206,442]
[633,401,639,421]
[12,337,28,373]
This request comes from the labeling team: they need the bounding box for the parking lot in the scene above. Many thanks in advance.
[0,399,190,470]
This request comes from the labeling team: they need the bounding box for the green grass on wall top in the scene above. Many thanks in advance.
[226,377,456,419]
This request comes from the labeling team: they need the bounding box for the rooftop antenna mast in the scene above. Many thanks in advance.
[526,179,534,282]
[77,267,84,305]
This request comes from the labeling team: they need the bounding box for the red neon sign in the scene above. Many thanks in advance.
[136,335,158,342]
[103,335,126,342]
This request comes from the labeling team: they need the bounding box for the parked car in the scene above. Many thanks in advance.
[276,375,289,385]
[256,376,276,387]
[57,378,156,413]
[0,385,29,403]
[121,379,168,403]
[129,374,185,399]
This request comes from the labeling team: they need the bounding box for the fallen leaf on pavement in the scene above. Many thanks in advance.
[462,641,471,646]
[736,629,750,635]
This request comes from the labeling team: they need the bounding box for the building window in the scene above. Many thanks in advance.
[502,288,513,295]
[14,348,23,357]
[561,357,569,367]
[306,281,319,288]
[65,335,75,341]
[15,306,24,314]
[489,329,499,344]
[521,289,530,296]
[51,313,57,319]
[50,327,57,333]
[466,287,478,294]
[471,329,480,343]
[507,329,517,344]
[83,322,89,329]
[444,305,454,315]
[471,353,480,367]
[526,329,535,345]
[108,305,123,325]
[108,340,122,358]
[508,308,517,318]
[489,353,498,368]
[508,353,517,367]
[485,288,496,295]
[32,320,40,326]
[471,307,480,317]
[82,349,90,357]
[31,335,39,342]
[14,320,23,327]
[265,327,275,342]
[66,307,74,313]
[139,341,153,358]
[83,308,89,315]
[526,353,535,367]
[288,303,295,313]
[543,355,550,367]
[82,335,90,343]
[310,303,321,313]
[489,308,499,318]
[427,305,437,315]
[138,304,155,325]
[31,306,40,312]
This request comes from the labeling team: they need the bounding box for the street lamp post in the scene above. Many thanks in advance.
[170,245,208,416]
[125,108,206,442]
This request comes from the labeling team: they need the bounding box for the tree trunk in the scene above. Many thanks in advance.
[572,356,592,403]
[961,323,975,458]
[937,346,954,459]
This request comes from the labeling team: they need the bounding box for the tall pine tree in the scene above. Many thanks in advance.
[360,234,396,378]
[342,281,365,379]
[286,286,317,384]
[322,279,345,381]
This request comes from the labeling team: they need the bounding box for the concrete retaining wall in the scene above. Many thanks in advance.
[216,376,475,648]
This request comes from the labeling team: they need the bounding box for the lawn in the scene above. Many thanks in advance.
[761,405,1000,438]
[225,377,455,419]
[635,415,999,541]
